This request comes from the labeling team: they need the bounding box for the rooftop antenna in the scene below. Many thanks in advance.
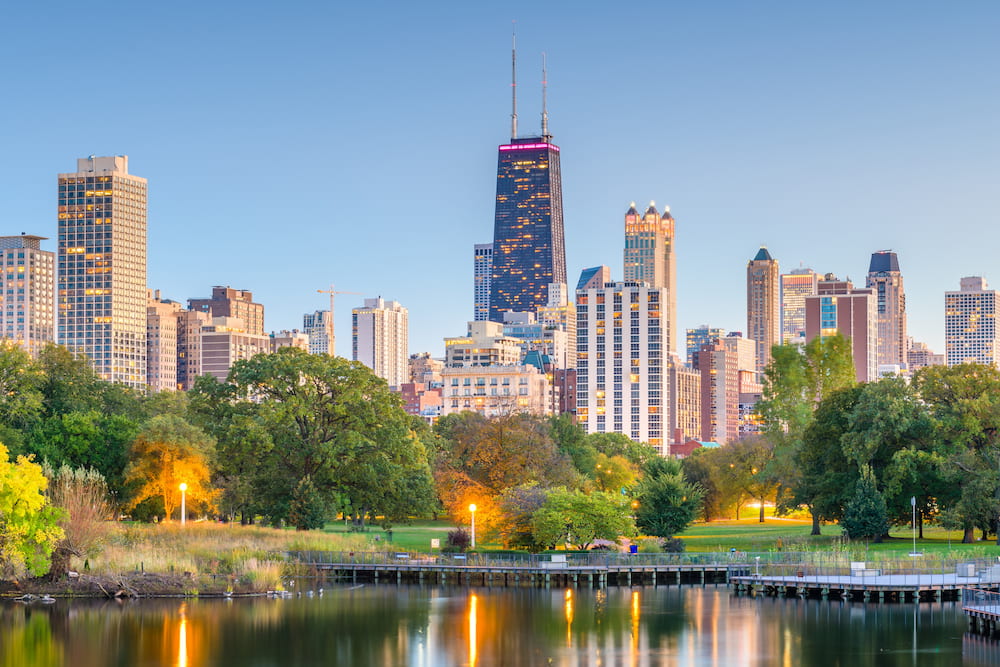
[511,22,518,140]
[541,52,549,138]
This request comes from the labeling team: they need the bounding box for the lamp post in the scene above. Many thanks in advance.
[910,496,917,555]
[179,483,188,526]
[469,504,477,550]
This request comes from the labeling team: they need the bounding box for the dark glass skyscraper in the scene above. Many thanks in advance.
[488,136,566,321]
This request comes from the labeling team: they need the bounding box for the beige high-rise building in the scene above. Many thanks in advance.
[147,289,181,391]
[746,246,780,373]
[200,316,270,381]
[302,310,332,355]
[444,321,523,368]
[624,202,677,354]
[58,156,147,387]
[176,309,212,390]
[536,282,577,368]
[189,286,264,336]
[270,329,310,352]
[352,297,408,388]
[667,355,701,444]
[0,235,54,357]
[866,251,907,367]
[781,267,818,345]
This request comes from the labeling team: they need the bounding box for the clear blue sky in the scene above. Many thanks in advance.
[2,1,997,357]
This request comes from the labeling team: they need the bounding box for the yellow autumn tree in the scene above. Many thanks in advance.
[124,415,217,521]
[0,443,63,578]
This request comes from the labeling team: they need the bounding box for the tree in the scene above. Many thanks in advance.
[288,476,327,530]
[840,466,889,542]
[592,453,637,494]
[913,363,1000,543]
[634,458,704,538]
[190,348,435,528]
[495,483,551,550]
[124,415,216,521]
[530,489,635,550]
[45,465,112,580]
[0,444,63,579]
[719,437,778,523]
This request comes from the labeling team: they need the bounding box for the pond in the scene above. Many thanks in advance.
[0,584,995,666]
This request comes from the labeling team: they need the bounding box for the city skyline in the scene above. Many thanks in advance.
[1,3,997,358]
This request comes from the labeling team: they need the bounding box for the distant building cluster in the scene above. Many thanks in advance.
[4,62,976,462]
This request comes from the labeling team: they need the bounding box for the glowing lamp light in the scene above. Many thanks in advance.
[469,504,477,550]
[179,483,188,526]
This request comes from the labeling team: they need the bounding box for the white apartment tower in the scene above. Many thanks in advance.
[58,156,147,387]
[303,310,333,355]
[576,281,670,453]
[0,235,55,357]
[352,297,408,388]
[945,277,998,367]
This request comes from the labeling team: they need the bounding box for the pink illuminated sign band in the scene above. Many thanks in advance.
[499,143,560,152]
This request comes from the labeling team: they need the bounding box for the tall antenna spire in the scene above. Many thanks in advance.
[511,23,518,140]
[541,52,549,138]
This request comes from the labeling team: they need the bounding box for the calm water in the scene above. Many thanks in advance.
[0,584,995,666]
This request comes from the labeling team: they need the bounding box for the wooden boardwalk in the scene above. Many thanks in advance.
[963,589,1000,636]
[306,560,738,588]
[732,571,996,603]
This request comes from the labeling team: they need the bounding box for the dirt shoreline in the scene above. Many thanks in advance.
[0,572,259,599]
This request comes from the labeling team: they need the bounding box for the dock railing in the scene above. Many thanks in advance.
[963,587,1000,611]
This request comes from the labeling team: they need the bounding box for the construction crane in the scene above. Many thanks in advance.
[317,285,365,356]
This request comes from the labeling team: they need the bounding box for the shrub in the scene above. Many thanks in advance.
[663,537,686,553]
[442,528,471,553]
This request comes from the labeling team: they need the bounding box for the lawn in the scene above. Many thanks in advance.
[321,519,457,552]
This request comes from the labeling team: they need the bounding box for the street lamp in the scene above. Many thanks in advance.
[179,483,188,526]
[910,496,917,556]
[469,504,477,550]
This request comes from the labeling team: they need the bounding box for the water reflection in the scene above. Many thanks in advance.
[0,585,994,666]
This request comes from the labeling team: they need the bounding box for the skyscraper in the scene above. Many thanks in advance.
[58,156,147,387]
[805,276,878,382]
[473,243,493,321]
[488,46,566,321]
[746,247,780,373]
[866,250,907,367]
[945,277,998,366]
[780,267,817,344]
[0,234,54,357]
[352,297,408,388]
[189,286,264,336]
[624,201,677,353]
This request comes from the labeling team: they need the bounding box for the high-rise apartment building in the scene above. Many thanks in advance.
[945,277,998,366]
[352,297,408,388]
[867,251,907,367]
[805,276,878,382]
[189,287,264,336]
[0,235,54,357]
[686,325,725,367]
[781,267,818,345]
[488,50,566,322]
[176,309,211,390]
[577,266,611,292]
[694,334,758,445]
[58,156,147,387]
[444,321,522,368]
[907,339,945,370]
[576,281,670,453]
[474,243,493,322]
[746,247,780,373]
[302,310,333,355]
[667,355,701,444]
[146,290,181,391]
[200,317,270,381]
[536,282,577,369]
[623,202,677,353]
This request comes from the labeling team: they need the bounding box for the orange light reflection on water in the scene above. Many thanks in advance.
[177,602,188,667]
[468,594,478,667]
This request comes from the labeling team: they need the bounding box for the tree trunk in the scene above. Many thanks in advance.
[810,510,821,536]
[983,528,990,542]
[963,526,976,543]
[758,500,765,523]
[47,547,73,582]
[918,510,923,539]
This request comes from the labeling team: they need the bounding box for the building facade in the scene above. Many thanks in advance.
[805,276,878,382]
[189,286,264,336]
[176,309,211,390]
[536,282,577,369]
[867,251,907,367]
[302,310,333,355]
[907,339,945,370]
[352,297,408,388]
[781,267,817,345]
[746,247,780,373]
[667,356,701,444]
[199,317,270,381]
[444,321,523,368]
[146,290,181,391]
[686,325,725,367]
[58,156,147,387]
[0,234,54,357]
[945,277,998,366]
[474,243,493,322]
[576,281,670,453]
[623,202,677,353]
[440,364,550,418]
